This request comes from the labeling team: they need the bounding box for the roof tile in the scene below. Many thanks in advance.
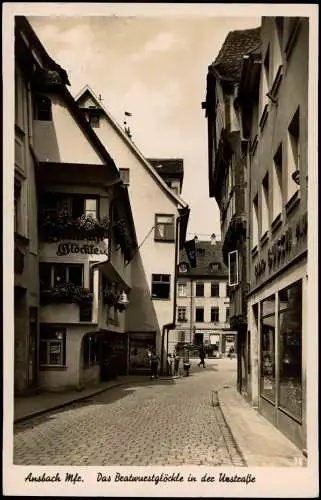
[213,27,261,81]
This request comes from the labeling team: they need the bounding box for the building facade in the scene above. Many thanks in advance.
[243,17,308,451]
[204,27,261,395]
[75,86,189,374]
[170,238,236,356]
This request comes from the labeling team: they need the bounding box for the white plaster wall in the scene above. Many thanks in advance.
[33,93,104,164]
[38,325,86,390]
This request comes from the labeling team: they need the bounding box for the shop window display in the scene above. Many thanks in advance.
[260,295,276,402]
[278,280,302,421]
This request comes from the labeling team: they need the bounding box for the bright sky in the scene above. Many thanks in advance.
[29,14,260,241]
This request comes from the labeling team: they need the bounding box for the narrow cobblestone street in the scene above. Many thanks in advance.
[14,359,242,466]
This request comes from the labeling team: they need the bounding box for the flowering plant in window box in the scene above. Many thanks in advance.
[39,212,109,242]
[40,282,93,305]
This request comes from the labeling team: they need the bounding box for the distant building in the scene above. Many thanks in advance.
[75,85,190,373]
[170,236,236,356]
[147,158,184,196]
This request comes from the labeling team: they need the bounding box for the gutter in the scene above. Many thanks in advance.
[160,206,190,374]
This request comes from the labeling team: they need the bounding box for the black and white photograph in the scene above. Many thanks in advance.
[3,2,318,497]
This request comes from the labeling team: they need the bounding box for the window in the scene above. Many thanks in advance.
[177,307,187,322]
[273,17,284,78]
[179,262,189,273]
[155,214,175,241]
[40,326,66,366]
[287,107,300,202]
[260,295,276,402]
[14,178,22,234]
[210,262,221,272]
[83,334,99,368]
[15,70,24,129]
[211,282,220,297]
[252,195,259,249]
[226,308,230,323]
[196,282,204,297]
[195,307,204,322]
[278,280,302,421]
[261,173,269,237]
[40,263,83,288]
[178,282,187,297]
[71,195,98,219]
[84,199,98,219]
[119,168,130,186]
[211,307,219,323]
[272,145,283,221]
[260,45,270,116]
[89,113,100,128]
[228,251,239,286]
[35,95,52,121]
[178,331,185,343]
[151,274,170,299]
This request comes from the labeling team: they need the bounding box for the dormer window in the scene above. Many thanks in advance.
[89,112,100,128]
[210,262,221,272]
[35,95,52,121]
[179,262,189,273]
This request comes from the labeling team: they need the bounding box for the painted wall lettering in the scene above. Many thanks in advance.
[56,242,106,256]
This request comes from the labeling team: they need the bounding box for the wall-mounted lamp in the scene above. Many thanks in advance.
[266,92,277,104]
[292,170,300,185]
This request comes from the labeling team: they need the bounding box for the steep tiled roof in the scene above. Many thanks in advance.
[147,158,184,177]
[179,240,228,279]
[212,27,261,82]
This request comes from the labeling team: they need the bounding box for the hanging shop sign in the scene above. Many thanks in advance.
[56,242,106,256]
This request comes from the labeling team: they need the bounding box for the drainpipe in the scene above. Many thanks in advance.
[160,207,189,375]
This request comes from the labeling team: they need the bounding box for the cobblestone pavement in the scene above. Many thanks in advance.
[14,359,242,466]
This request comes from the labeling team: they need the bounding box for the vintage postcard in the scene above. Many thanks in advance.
[2,2,319,497]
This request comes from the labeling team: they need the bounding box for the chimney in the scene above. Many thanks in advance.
[210,233,216,245]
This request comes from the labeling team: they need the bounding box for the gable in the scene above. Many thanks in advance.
[79,94,100,109]
[33,92,104,165]
[75,87,187,209]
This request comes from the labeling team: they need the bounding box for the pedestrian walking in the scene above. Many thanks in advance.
[174,350,180,376]
[198,344,206,368]
[183,346,190,377]
[150,349,160,379]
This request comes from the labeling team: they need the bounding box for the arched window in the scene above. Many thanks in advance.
[35,95,52,121]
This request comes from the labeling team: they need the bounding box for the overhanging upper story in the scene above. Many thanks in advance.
[203,27,261,205]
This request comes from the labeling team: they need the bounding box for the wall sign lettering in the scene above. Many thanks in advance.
[56,242,106,256]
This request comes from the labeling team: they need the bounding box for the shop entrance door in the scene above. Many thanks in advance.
[129,332,156,373]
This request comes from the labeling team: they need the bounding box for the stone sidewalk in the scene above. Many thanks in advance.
[14,375,162,423]
[217,386,307,467]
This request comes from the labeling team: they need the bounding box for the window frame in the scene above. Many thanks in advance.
[195,307,204,323]
[210,282,220,297]
[177,282,187,297]
[151,274,171,300]
[211,307,219,323]
[154,214,175,242]
[35,95,52,121]
[177,306,187,322]
[195,282,204,297]
[40,326,66,367]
